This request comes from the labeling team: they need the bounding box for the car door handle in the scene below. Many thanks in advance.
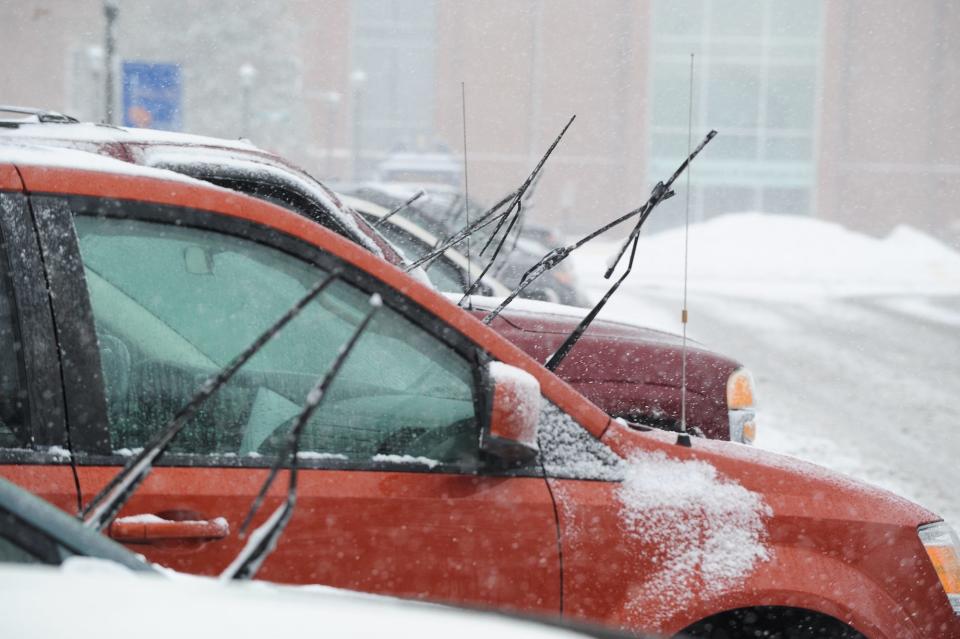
[109,514,230,543]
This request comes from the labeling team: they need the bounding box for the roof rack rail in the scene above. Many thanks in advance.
[0,106,79,124]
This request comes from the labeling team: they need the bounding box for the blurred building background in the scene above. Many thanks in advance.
[2,0,958,240]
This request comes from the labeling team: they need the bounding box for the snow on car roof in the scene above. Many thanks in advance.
[145,151,383,257]
[0,143,212,187]
[0,120,258,150]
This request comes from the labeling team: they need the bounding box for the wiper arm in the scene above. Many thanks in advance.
[604,130,717,278]
[543,130,718,371]
[371,190,426,230]
[221,296,381,581]
[482,193,676,324]
[458,115,576,303]
[81,272,341,532]
[404,189,517,272]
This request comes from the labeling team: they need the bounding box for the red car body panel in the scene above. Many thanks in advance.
[0,158,956,638]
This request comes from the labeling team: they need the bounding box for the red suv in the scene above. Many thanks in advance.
[0,145,957,638]
[0,112,754,443]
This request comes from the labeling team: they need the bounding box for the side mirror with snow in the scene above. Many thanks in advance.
[480,362,541,465]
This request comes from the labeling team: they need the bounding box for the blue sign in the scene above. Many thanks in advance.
[122,62,182,131]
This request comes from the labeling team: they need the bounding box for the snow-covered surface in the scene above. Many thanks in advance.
[145,150,384,257]
[537,401,624,480]
[617,451,772,624]
[0,143,211,187]
[586,212,960,302]
[1,121,258,150]
[371,454,441,468]
[489,361,542,436]
[0,564,590,639]
[571,213,960,528]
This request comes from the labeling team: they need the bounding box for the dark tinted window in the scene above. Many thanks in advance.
[0,231,28,448]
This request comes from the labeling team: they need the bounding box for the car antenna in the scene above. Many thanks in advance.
[370,189,426,229]
[677,53,697,448]
[223,296,381,580]
[80,272,341,532]
[482,129,718,326]
[461,82,474,308]
[543,129,718,372]
[458,115,576,304]
[403,188,517,272]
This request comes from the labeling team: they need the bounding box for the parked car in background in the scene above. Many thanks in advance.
[0,476,152,571]
[336,181,590,306]
[0,109,754,443]
[0,144,957,639]
[339,193,511,297]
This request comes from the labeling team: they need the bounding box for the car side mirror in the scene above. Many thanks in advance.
[480,362,541,465]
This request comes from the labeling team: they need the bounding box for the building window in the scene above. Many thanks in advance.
[647,0,822,225]
[351,0,438,178]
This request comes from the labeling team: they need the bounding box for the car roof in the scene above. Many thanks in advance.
[0,477,153,572]
[0,147,612,439]
[0,119,259,152]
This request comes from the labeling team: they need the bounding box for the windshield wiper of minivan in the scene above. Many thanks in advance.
[221,296,381,581]
[543,130,718,371]
[458,116,575,304]
[81,272,341,532]
[371,189,426,230]
[483,130,718,326]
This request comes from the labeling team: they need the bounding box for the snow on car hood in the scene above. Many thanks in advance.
[617,450,772,624]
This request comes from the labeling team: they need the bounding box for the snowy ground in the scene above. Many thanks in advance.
[570,213,960,529]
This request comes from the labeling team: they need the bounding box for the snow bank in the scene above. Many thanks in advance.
[617,451,772,622]
[575,212,960,301]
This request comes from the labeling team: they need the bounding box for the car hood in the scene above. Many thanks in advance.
[602,419,938,529]
[460,296,741,395]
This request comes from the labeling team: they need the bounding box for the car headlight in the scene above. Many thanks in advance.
[727,368,757,445]
[919,522,960,614]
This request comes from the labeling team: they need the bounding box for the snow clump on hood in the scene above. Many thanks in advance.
[618,450,772,620]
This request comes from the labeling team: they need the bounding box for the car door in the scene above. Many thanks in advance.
[33,192,561,613]
[0,190,76,514]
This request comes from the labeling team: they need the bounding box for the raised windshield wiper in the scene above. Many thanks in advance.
[458,115,576,303]
[404,189,518,272]
[370,189,426,230]
[484,130,718,326]
[81,272,341,532]
[221,296,381,581]
[543,130,718,371]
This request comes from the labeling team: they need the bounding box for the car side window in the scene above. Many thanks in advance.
[72,213,478,467]
[0,232,28,448]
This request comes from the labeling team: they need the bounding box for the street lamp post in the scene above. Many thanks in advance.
[103,1,118,124]
[239,63,258,138]
[350,70,367,180]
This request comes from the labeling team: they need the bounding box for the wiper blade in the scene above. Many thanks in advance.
[482,193,675,324]
[543,130,718,371]
[604,130,717,279]
[370,190,426,230]
[81,272,341,532]
[458,115,576,303]
[404,189,517,272]
[222,296,381,581]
